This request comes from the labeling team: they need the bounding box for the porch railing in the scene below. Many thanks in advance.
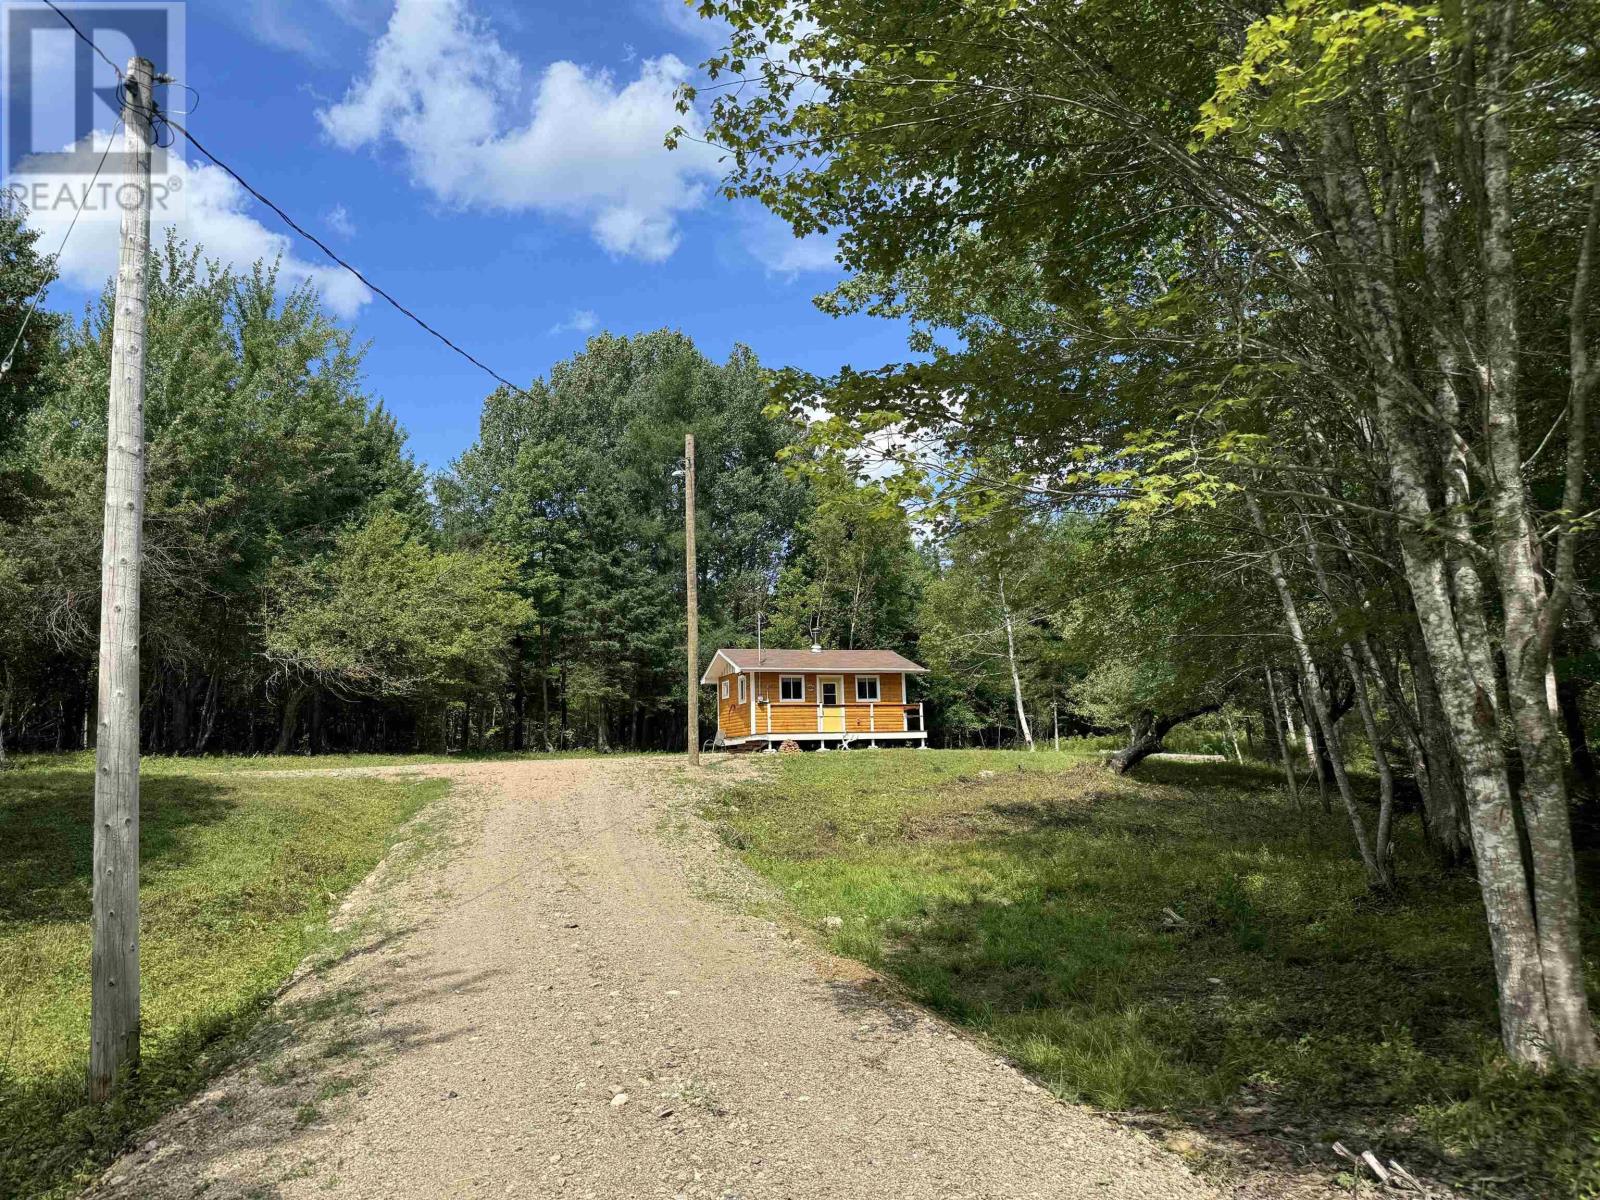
[748,701,925,736]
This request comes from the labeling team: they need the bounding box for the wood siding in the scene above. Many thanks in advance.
[716,674,752,738]
[717,670,916,737]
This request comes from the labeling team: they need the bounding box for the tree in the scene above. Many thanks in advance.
[768,457,924,653]
[1055,519,1247,772]
[438,331,808,750]
[263,511,529,751]
[1,236,429,755]
[918,519,1057,751]
[0,193,62,461]
[684,0,1600,1064]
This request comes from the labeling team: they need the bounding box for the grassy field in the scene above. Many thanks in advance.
[703,749,1600,1198]
[0,754,450,1199]
[8,748,614,775]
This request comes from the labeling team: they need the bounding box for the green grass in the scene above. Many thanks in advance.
[9,748,622,775]
[0,755,450,1198]
[706,749,1600,1198]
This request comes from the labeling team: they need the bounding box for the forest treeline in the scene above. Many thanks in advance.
[0,220,1107,761]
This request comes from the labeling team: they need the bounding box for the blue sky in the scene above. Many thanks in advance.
[28,0,910,472]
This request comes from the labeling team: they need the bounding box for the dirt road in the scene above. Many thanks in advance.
[92,758,1218,1200]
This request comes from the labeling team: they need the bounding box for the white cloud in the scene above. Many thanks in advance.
[326,203,357,239]
[655,0,730,45]
[17,132,371,319]
[240,0,328,60]
[798,399,955,486]
[549,308,599,336]
[318,0,723,263]
[738,207,837,278]
[233,0,389,60]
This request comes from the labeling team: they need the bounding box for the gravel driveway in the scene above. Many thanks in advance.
[89,758,1219,1200]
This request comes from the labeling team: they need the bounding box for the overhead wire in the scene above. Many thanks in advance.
[1,118,124,377]
[40,0,122,79]
[34,4,537,400]
[156,108,533,398]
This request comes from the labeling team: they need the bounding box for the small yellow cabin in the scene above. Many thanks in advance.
[700,647,928,750]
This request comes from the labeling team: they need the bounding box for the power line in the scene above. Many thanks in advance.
[1,118,123,377]
[35,5,536,401]
[41,0,122,79]
[158,109,533,398]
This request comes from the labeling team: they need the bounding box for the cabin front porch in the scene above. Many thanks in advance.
[719,700,927,748]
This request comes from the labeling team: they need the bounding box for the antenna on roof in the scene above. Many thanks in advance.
[756,610,764,666]
[809,615,822,654]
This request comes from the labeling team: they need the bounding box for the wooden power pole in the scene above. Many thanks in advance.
[684,433,700,766]
[89,55,154,1102]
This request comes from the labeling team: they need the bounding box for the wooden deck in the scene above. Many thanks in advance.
[720,701,926,745]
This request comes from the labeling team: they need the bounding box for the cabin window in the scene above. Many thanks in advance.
[721,680,729,700]
[737,675,747,703]
[855,675,880,702]
[780,675,805,702]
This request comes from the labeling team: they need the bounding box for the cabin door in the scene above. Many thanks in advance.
[818,676,845,733]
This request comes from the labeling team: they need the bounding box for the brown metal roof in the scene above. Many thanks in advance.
[702,647,927,683]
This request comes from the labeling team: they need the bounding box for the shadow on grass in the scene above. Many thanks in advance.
[867,874,1600,1196]
[1,956,505,1199]
[0,762,447,1197]
[754,753,1600,1198]
[1,962,294,1197]
[0,769,237,923]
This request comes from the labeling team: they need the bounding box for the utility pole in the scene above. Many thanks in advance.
[89,56,154,1102]
[684,433,700,765]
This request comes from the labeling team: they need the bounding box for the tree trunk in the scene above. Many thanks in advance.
[1557,678,1599,813]
[1108,705,1220,774]
[1264,668,1301,809]
[631,667,643,752]
[169,667,190,756]
[1345,648,1395,869]
[193,674,219,755]
[999,574,1034,751]
[513,652,527,753]
[274,685,308,755]
[309,690,324,756]
[1247,493,1387,885]
[1321,82,1585,1060]
[1402,632,1474,865]
[1299,674,1333,815]
[1223,710,1244,764]
[1303,519,1396,868]
[1473,0,1598,1066]
[539,629,552,751]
